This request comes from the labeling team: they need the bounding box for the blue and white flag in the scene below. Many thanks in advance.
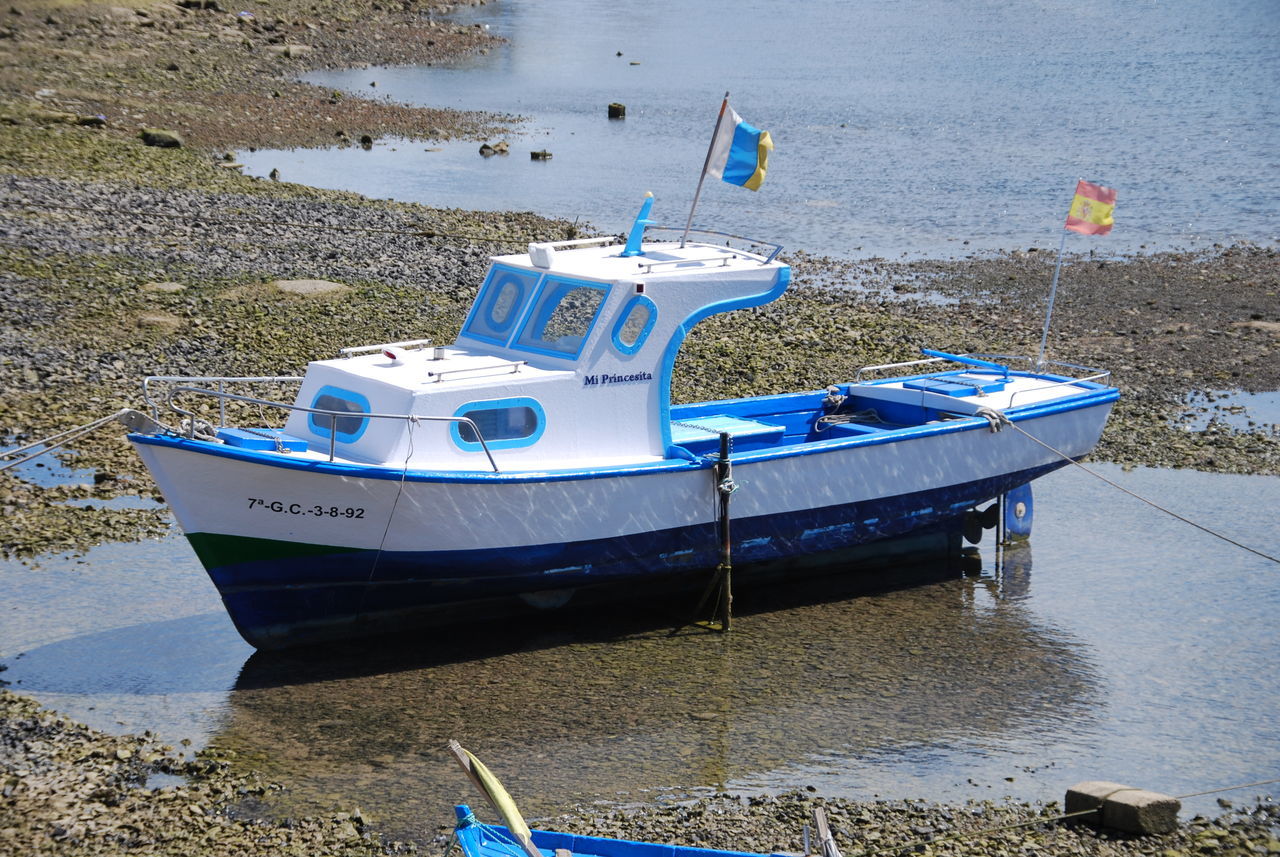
[706,104,774,191]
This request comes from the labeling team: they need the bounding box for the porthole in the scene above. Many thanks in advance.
[308,386,371,443]
[450,397,547,452]
[611,295,657,355]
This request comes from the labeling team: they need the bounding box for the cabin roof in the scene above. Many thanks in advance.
[492,238,780,281]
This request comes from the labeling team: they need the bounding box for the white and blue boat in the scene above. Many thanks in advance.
[128,198,1117,649]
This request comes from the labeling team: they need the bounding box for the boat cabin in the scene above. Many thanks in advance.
[281,229,791,471]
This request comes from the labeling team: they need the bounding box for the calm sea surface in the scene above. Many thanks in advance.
[3,464,1278,840]
[237,0,1280,258]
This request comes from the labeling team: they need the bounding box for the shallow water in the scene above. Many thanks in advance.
[3,463,1278,840]
[1178,389,1280,434]
[238,0,1280,258]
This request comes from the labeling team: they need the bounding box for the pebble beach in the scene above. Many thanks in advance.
[1,0,1278,853]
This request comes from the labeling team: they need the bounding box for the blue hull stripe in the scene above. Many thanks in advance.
[202,460,1065,647]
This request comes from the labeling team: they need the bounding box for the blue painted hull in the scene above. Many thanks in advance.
[455,804,778,857]
[202,461,1061,648]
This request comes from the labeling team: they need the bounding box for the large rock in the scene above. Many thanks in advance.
[271,279,349,296]
[265,43,313,58]
[139,128,183,148]
[1065,780,1181,835]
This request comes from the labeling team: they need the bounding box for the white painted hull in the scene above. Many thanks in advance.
[131,394,1113,648]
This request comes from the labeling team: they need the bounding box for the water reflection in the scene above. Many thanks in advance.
[212,551,1095,841]
[9,613,245,697]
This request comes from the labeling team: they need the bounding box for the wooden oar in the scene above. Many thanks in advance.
[812,807,843,857]
[448,740,543,857]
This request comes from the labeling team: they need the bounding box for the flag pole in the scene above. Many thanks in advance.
[681,91,730,248]
[1036,227,1069,370]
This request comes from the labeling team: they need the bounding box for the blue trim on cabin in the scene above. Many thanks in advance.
[449,396,547,452]
[307,385,372,443]
[191,459,1064,648]
[129,381,1116,484]
[657,265,791,450]
[610,294,658,355]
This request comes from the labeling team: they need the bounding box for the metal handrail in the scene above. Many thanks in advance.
[426,360,526,383]
[636,252,745,273]
[143,375,304,426]
[1003,371,1113,408]
[339,338,433,358]
[852,353,1112,388]
[853,356,948,383]
[971,353,1113,379]
[161,385,501,472]
[644,225,783,264]
[533,235,619,251]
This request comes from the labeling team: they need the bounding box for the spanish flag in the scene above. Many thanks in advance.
[707,104,773,191]
[1065,180,1116,235]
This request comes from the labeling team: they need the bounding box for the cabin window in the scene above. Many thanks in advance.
[610,295,657,355]
[450,397,546,451]
[514,276,608,359]
[308,386,371,443]
[463,265,540,345]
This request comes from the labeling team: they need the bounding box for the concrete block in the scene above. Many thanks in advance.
[1066,781,1181,835]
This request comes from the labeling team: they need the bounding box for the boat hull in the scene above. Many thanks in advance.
[131,394,1113,648]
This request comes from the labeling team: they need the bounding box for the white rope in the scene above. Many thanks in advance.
[0,409,130,473]
[999,415,1280,565]
[364,415,418,592]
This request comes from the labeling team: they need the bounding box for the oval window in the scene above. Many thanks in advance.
[308,386,371,442]
[611,295,657,355]
[485,277,523,331]
[451,397,546,451]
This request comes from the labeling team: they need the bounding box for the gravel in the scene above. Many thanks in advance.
[4,689,1277,856]
[2,2,1277,853]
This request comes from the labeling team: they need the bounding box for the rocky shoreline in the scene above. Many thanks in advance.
[4,689,1278,856]
[2,0,1278,854]
[0,0,512,150]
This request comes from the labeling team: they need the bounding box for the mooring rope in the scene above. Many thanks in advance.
[364,415,418,596]
[1174,777,1280,800]
[974,408,1280,565]
[0,409,131,474]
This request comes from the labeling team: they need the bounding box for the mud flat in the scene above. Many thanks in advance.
[2,1,1278,853]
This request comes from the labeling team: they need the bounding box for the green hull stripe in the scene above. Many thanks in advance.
[186,532,372,568]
